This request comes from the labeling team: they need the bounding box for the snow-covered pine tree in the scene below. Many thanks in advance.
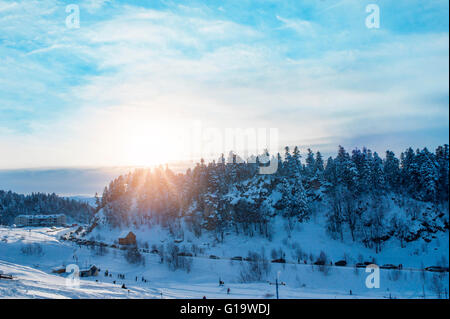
[417,148,439,202]
[384,150,400,192]
[314,151,324,173]
[435,144,449,202]
[371,152,385,195]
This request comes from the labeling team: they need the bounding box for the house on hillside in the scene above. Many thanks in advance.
[118,231,136,246]
[52,266,66,274]
[80,265,99,277]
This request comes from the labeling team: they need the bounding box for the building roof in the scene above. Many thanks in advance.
[119,231,135,238]
[80,264,97,272]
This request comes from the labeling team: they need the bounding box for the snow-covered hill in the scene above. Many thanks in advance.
[1,226,448,299]
[1,145,448,299]
[86,210,449,270]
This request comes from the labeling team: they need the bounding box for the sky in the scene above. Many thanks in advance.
[0,0,449,171]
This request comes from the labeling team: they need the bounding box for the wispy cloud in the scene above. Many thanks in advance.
[0,0,448,169]
[276,15,315,36]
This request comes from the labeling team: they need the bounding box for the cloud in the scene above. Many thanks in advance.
[0,1,19,12]
[0,0,448,169]
[81,0,112,13]
[25,44,68,55]
[276,15,315,36]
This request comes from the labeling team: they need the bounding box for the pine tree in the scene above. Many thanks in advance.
[384,150,400,192]
[284,146,292,177]
[324,157,337,186]
[400,147,420,197]
[305,148,316,178]
[417,148,439,202]
[315,151,324,173]
[284,146,301,177]
[290,178,310,222]
[335,146,357,190]
[435,144,449,202]
[371,152,385,195]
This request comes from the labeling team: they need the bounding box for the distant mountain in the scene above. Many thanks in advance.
[0,167,154,197]
[0,164,193,197]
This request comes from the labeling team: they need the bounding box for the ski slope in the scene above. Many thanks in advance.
[1,226,448,299]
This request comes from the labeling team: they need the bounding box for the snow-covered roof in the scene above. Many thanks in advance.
[80,264,97,272]
[52,265,66,271]
[119,230,134,238]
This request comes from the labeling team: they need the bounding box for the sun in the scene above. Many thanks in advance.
[126,133,181,167]
[90,106,197,167]
[121,118,190,167]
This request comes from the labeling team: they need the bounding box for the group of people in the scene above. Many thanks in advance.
[136,276,148,283]
[219,278,231,295]
[102,269,152,289]
[100,270,234,297]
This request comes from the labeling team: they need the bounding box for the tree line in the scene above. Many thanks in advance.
[0,191,94,224]
[96,144,449,252]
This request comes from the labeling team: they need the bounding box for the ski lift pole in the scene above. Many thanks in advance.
[275,277,279,299]
[269,271,282,299]
[276,270,281,299]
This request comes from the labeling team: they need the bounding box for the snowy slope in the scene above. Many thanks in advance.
[86,212,449,270]
[1,226,448,299]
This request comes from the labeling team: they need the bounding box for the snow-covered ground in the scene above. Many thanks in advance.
[87,212,449,270]
[1,225,448,299]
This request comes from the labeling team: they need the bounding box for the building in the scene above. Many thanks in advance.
[118,231,136,246]
[80,265,99,277]
[52,266,67,274]
[14,214,66,227]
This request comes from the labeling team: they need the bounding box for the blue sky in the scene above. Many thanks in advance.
[0,0,448,169]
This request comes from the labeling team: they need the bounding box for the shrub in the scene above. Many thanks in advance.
[163,243,192,272]
[271,248,284,260]
[95,245,108,256]
[317,251,330,275]
[124,247,145,265]
[20,243,44,256]
[430,274,445,299]
[388,269,401,281]
[239,250,271,283]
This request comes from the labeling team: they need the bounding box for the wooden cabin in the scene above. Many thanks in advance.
[118,231,136,246]
[80,265,99,277]
[52,266,66,274]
